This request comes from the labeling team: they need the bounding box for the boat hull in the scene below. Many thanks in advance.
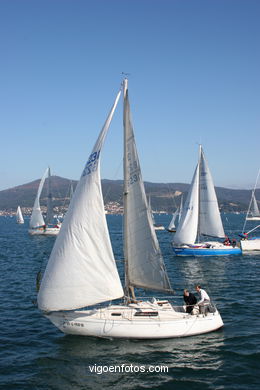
[28,227,60,236]
[43,302,223,339]
[172,242,242,256]
[240,238,260,251]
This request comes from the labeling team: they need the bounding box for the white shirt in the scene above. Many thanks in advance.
[197,288,210,304]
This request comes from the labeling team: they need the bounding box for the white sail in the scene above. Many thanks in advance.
[123,79,172,293]
[178,195,183,222]
[173,164,199,245]
[251,194,260,217]
[168,208,179,231]
[29,168,49,228]
[198,147,225,238]
[173,146,225,245]
[38,89,123,312]
[16,206,24,224]
[45,168,53,225]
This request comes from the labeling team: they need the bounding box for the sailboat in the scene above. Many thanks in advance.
[148,195,165,230]
[246,194,260,221]
[28,168,61,236]
[172,146,241,256]
[167,195,182,233]
[16,206,24,224]
[167,207,179,233]
[240,170,260,251]
[37,80,223,339]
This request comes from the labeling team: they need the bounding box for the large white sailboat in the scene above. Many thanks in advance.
[16,206,24,224]
[172,146,241,256]
[28,168,61,236]
[37,80,223,339]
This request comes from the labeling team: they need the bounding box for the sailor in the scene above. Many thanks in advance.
[195,285,210,314]
[183,289,197,314]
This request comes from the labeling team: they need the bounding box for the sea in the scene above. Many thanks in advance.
[0,213,259,390]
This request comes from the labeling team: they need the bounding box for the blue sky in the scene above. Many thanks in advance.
[0,0,259,191]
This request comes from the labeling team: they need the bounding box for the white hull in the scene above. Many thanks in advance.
[154,225,165,231]
[240,238,260,251]
[44,301,223,339]
[246,216,260,221]
[28,227,61,236]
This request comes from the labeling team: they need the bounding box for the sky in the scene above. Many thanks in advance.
[0,0,259,191]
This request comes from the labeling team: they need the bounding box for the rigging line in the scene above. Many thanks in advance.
[102,159,123,205]
[242,168,260,233]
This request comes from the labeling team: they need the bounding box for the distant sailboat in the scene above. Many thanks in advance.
[240,169,260,251]
[28,168,61,236]
[167,207,179,233]
[148,195,165,231]
[172,146,241,256]
[37,79,223,338]
[246,194,260,221]
[16,206,24,224]
[167,195,183,233]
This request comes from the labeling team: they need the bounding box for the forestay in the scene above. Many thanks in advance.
[123,80,172,293]
[38,89,124,312]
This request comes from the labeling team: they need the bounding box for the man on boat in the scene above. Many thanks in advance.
[196,285,210,314]
[183,289,197,314]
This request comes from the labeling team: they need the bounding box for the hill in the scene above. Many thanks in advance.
[0,176,259,213]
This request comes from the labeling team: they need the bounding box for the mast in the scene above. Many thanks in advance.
[197,145,202,243]
[123,78,131,299]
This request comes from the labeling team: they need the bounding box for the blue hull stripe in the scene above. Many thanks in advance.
[172,247,242,256]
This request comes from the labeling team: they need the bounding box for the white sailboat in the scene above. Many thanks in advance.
[28,168,61,236]
[148,195,165,230]
[16,206,24,224]
[167,207,179,232]
[37,80,223,339]
[240,169,260,251]
[246,194,260,221]
[172,146,241,256]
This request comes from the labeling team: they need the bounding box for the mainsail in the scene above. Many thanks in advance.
[29,168,49,229]
[38,89,124,312]
[199,147,225,238]
[123,79,172,293]
[173,145,224,245]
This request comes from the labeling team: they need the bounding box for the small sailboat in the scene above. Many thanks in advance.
[172,146,241,256]
[167,207,179,232]
[37,79,223,338]
[167,195,182,233]
[246,194,260,221]
[240,169,260,251]
[148,195,165,230]
[16,206,24,224]
[28,168,61,236]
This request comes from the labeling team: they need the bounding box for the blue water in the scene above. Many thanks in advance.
[0,214,259,390]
